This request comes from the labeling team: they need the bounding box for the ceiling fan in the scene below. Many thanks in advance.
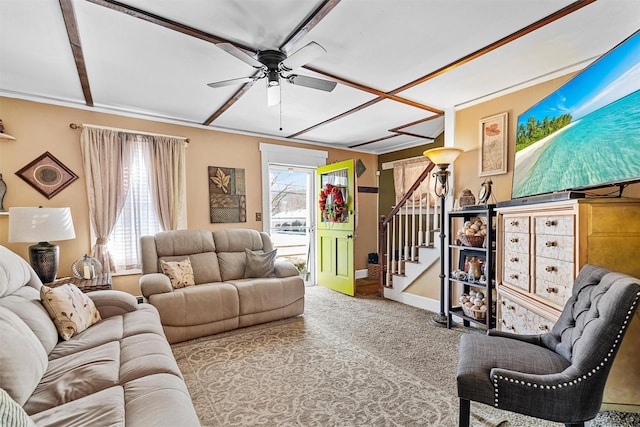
[207,42,337,106]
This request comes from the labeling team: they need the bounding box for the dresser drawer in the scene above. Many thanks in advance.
[498,295,555,335]
[534,215,574,236]
[535,234,574,262]
[504,231,529,254]
[503,266,529,291]
[503,250,529,273]
[534,276,572,307]
[503,216,529,234]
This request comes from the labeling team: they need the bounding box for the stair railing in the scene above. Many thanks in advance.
[378,162,437,293]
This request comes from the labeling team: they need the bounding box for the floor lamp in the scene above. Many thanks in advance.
[423,147,463,326]
[8,207,76,283]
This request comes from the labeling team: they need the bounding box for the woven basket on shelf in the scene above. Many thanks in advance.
[461,304,487,320]
[457,234,485,247]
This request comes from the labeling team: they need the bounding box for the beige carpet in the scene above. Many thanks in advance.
[172,286,640,427]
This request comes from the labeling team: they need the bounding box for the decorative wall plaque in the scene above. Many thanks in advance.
[15,151,78,199]
[208,166,246,223]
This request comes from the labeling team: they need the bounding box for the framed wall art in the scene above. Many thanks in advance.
[209,166,246,223]
[479,112,508,176]
[15,151,78,199]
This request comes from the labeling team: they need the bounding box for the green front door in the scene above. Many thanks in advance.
[316,160,355,296]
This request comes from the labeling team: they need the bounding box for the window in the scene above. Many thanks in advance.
[107,138,162,271]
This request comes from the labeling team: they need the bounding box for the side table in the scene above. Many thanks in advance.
[46,273,112,293]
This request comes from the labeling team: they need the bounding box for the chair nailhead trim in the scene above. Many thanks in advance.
[492,294,639,409]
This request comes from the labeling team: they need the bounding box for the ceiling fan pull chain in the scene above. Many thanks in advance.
[279,86,283,131]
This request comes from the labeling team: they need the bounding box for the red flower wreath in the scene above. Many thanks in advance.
[319,183,346,222]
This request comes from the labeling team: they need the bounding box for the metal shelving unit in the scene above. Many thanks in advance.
[446,205,496,329]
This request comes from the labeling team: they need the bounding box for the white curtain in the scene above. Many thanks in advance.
[80,127,134,272]
[142,135,187,231]
[393,157,437,205]
[81,127,187,272]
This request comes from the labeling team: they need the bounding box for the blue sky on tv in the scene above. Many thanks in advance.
[517,30,640,128]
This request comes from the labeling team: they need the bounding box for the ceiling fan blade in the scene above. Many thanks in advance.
[207,76,256,88]
[281,41,326,71]
[288,74,337,92]
[217,43,263,68]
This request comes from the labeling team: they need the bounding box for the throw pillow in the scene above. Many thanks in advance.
[244,248,277,278]
[160,258,195,288]
[40,284,101,341]
[0,388,37,427]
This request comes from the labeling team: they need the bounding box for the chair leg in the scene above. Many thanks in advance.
[459,398,470,427]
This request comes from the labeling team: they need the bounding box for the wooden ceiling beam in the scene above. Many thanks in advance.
[281,0,341,53]
[203,74,260,125]
[59,0,93,106]
[288,98,382,139]
[290,0,594,140]
[302,65,443,114]
[86,0,255,52]
[390,0,596,95]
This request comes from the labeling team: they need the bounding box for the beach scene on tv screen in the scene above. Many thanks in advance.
[512,31,640,199]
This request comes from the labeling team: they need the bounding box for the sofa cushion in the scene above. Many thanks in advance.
[149,283,239,328]
[0,245,39,298]
[0,306,48,407]
[244,248,277,278]
[0,388,37,427]
[24,342,120,415]
[212,228,265,252]
[155,229,216,257]
[0,289,58,355]
[160,258,195,289]
[40,284,101,340]
[29,386,125,426]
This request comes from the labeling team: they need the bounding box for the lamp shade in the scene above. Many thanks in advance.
[8,207,76,243]
[423,147,464,166]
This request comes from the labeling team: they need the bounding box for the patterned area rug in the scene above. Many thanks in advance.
[172,286,640,427]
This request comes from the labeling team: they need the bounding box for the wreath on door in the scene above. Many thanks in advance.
[319,183,346,222]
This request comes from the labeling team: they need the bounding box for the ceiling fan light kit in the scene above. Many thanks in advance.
[208,41,336,106]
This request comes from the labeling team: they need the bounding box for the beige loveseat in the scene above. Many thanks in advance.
[0,245,199,426]
[139,228,305,344]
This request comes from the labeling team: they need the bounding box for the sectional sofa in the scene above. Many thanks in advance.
[0,244,200,426]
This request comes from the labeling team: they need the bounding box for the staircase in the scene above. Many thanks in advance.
[378,162,442,309]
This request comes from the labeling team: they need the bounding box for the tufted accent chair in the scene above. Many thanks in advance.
[456,264,640,427]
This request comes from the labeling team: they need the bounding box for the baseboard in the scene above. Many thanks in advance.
[355,269,368,279]
[385,290,440,314]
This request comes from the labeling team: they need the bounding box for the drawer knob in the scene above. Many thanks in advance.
[545,220,557,227]
[545,241,557,247]
[539,325,550,331]
[510,237,519,243]
[510,257,519,262]
[508,305,516,311]
[546,287,558,293]
[510,274,518,280]
[510,220,519,226]
[545,266,557,272]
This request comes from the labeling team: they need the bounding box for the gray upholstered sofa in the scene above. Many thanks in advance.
[139,228,305,344]
[0,245,200,426]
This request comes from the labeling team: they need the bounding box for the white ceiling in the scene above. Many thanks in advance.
[1,0,638,154]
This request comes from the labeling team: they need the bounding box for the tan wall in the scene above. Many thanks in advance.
[0,97,378,295]
[404,72,640,301]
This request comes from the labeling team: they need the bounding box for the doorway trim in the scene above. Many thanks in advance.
[259,143,328,283]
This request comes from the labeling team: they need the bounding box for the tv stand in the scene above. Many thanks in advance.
[497,191,584,207]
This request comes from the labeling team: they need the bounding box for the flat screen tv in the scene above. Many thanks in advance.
[511,29,640,200]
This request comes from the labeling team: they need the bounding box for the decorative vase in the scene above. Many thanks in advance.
[0,173,6,212]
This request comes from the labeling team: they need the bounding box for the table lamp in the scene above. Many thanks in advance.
[8,207,76,283]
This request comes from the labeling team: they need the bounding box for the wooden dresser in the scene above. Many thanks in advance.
[496,198,640,412]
